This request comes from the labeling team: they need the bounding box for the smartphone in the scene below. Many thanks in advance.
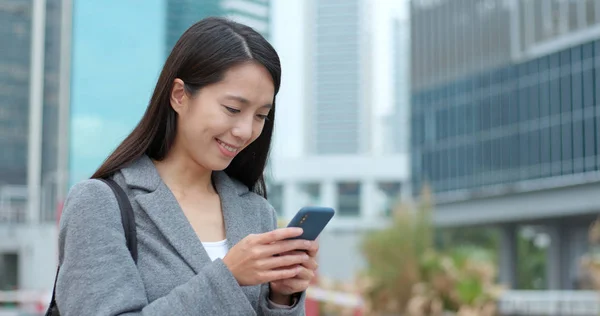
[286,206,335,240]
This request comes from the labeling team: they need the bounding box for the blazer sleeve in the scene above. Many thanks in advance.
[55,179,257,316]
[257,205,307,316]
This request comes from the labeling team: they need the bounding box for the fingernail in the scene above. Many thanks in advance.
[304,240,311,246]
[303,254,309,260]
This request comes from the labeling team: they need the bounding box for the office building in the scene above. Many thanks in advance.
[410,0,600,289]
[166,0,271,55]
[0,0,68,291]
[268,0,410,281]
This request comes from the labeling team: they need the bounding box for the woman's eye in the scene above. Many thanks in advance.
[257,114,269,121]
[224,106,240,114]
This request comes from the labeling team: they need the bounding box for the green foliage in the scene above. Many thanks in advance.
[359,187,503,316]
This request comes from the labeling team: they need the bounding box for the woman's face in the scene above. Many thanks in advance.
[170,62,274,171]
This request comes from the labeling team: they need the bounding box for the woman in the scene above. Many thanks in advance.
[54,17,318,315]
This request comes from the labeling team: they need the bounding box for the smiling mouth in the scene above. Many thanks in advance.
[216,138,240,153]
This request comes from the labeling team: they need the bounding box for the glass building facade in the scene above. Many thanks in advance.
[0,0,62,222]
[166,0,270,55]
[410,0,600,195]
[69,0,270,186]
[312,0,364,155]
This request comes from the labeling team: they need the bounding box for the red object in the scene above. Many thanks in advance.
[305,297,320,316]
[305,266,320,316]
[56,200,64,226]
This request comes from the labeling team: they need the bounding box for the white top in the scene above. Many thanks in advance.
[201,239,229,261]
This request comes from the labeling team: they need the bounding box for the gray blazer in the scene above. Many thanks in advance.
[55,155,306,315]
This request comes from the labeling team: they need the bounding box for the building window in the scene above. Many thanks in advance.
[337,182,360,217]
[300,183,321,206]
[378,182,402,217]
[268,184,283,216]
[0,253,18,290]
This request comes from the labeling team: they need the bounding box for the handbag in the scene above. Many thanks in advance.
[45,178,138,316]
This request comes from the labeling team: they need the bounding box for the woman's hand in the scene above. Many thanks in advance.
[222,227,313,286]
[269,240,319,302]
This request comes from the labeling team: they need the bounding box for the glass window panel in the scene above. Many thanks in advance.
[490,94,501,128]
[572,47,583,111]
[520,130,529,175]
[499,136,508,172]
[465,144,474,177]
[481,98,491,131]
[337,182,361,217]
[551,124,562,175]
[435,109,444,140]
[510,88,520,124]
[583,42,594,60]
[573,119,584,173]
[533,0,547,42]
[550,52,560,69]
[583,66,594,108]
[529,130,541,178]
[431,150,438,182]
[447,106,456,138]
[587,0,596,26]
[561,52,572,114]
[540,72,550,117]
[482,140,492,173]
[550,77,561,115]
[465,102,475,134]
[450,147,458,187]
[422,152,430,181]
[473,101,481,132]
[491,138,501,172]
[568,0,580,31]
[562,121,573,174]
[509,134,520,171]
[268,184,284,216]
[585,117,596,171]
[473,142,483,179]
[500,94,510,126]
[437,149,445,184]
[540,126,552,177]
[456,104,466,136]
[519,86,529,122]
[530,79,540,120]
[0,253,19,290]
[457,144,465,180]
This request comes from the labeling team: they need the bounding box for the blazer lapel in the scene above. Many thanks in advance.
[121,156,211,274]
[212,171,260,301]
[212,171,254,249]
[120,156,257,278]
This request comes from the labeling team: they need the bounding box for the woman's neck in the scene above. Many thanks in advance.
[153,151,216,197]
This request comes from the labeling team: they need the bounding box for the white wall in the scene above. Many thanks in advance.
[0,224,57,290]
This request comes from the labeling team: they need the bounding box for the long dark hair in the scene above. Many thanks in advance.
[91,17,281,198]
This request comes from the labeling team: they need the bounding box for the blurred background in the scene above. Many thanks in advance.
[2,0,600,315]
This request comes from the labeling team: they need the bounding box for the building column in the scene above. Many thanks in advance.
[321,181,337,210]
[282,182,302,220]
[546,223,577,289]
[360,180,378,220]
[27,0,47,224]
[499,224,518,289]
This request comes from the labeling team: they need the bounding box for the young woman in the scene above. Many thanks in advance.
[54,17,318,315]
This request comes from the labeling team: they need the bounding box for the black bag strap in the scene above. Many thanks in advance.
[99,178,138,263]
[45,178,137,316]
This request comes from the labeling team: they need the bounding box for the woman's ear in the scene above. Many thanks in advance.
[170,78,187,114]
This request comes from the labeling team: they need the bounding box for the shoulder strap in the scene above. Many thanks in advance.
[98,178,138,263]
[45,178,137,315]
